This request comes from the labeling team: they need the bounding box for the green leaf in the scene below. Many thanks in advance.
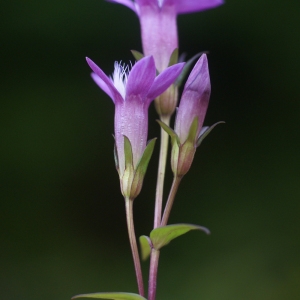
[150,223,210,250]
[131,50,144,61]
[175,52,207,87]
[72,292,147,300]
[123,135,133,169]
[168,48,179,67]
[196,121,225,147]
[139,235,152,261]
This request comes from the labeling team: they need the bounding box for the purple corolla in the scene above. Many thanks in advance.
[159,54,210,177]
[108,0,224,72]
[175,53,210,144]
[86,56,184,188]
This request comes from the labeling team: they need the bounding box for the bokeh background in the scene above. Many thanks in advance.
[1,0,300,299]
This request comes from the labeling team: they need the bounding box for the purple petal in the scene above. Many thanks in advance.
[164,0,224,14]
[91,73,114,101]
[184,54,210,93]
[147,62,185,100]
[126,56,156,99]
[86,57,122,103]
[107,0,138,13]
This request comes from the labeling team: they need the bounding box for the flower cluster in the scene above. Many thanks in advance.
[74,1,225,300]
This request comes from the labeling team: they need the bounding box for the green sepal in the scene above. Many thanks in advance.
[72,292,147,300]
[156,120,180,146]
[139,235,152,261]
[123,135,133,169]
[131,50,144,61]
[175,52,207,87]
[168,48,179,67]
[196,121,225,148]
[130,138,156,198]
[150,223,210,251]
[185,116,199,144]
[156,119,180,175]
[113,136,119,173]
[121,136,135,198]
[135,138,156,177]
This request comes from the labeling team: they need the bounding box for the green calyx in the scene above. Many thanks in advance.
[121,136,156,200]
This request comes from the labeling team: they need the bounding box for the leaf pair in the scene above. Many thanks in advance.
[73,292,146,300]
[140,223,210,261]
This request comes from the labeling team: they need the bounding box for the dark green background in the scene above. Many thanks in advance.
[1,0,299,299]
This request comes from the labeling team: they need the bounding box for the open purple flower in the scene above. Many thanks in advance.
[108,0,224,72]
[86,56,184,196]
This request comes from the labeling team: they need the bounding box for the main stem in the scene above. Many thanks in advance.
[160,176,182,226]
[148,114,170,300]
[148,249,160,300]
[125,198,144,296]
[153,114,170,228]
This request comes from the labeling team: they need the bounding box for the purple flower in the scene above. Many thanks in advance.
[175,54,210,144]
[108,0,224,72]
[86,56,184,178]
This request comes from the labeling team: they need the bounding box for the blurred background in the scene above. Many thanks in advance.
[1,0,299,299]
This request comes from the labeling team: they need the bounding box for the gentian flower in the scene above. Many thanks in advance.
[158,54,216,177]
[86,55,184,198]
[174,53,210,145]
[108,0,224,72]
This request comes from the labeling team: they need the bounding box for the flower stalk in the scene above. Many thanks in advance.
[125,198,145,296]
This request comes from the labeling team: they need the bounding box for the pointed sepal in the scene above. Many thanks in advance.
[196,121,225,147]
[131,50,144,62]
[120,136,135,198]
[156,120,180,145]
[130,138,157,198]
[150,223,210,251]
[175,52,207,87]
[168,48,179,67]
[156,119,181,176]
[72,292,147,300]
[185,116,199,144]
[113,137,119,174]
[139,235,152,261]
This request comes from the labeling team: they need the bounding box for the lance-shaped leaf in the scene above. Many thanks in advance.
[139,235,152,261]
[131,50,144,62]
[175,52,207,87]
[130,138,156,198]
[196,121,225,147]
[150,223,210,251]
[168,48,179,67]
[72,292,147,300]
